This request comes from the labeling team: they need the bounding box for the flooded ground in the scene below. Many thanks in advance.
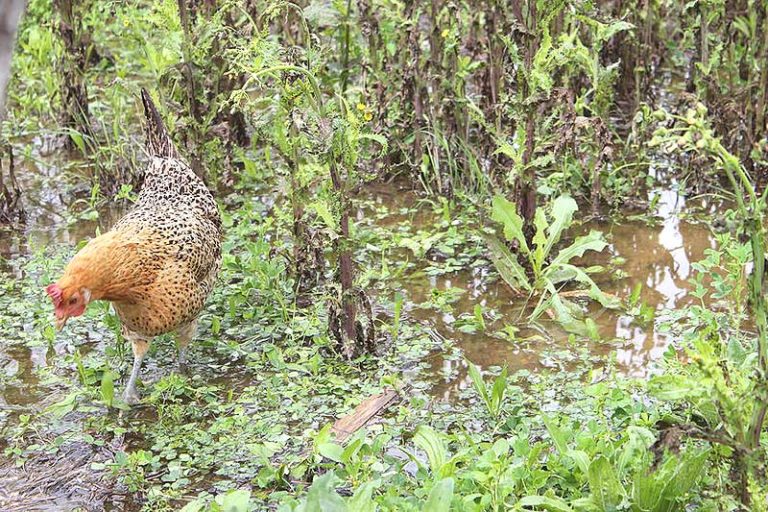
[0,155,717,510]
[1,167,716,404]
[360,176,715,400]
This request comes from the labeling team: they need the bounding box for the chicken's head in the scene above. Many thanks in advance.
[46,283,91,330]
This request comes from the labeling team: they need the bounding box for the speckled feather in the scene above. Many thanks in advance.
[111,155,222,336]
[53,90,222,338]
[105,90,222,336]
[105,89,222,337]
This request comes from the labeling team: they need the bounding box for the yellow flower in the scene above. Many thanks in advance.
[364,111,373,121]
[356,102,366,112]
[441,29,449,38]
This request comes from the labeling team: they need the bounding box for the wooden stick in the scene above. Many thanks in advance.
[331,388,400,444]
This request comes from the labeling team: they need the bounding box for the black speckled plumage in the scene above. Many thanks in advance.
[109,91,222,337]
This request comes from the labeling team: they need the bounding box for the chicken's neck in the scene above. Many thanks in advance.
[58,230,149,303]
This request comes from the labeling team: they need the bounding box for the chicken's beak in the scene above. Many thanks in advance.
[54,315,68,331]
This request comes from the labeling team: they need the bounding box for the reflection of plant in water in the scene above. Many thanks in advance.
[485,194,619,333]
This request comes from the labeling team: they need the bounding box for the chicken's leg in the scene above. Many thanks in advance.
[124,332,150,405]
[175,320,197,373]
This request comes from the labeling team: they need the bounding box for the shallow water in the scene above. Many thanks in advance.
[0,152,717,509]
[361,177,715,400]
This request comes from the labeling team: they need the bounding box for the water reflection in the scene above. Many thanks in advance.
[399,180,717,399]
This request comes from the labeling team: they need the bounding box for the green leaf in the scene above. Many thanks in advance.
[217,489,252,512]
[348,481,379,512]
[532,208,549,267]
[309,200,338,233]
[414,426,448,478]
[530,281,580,326]
[318,442,345,463]
[657,450,708,511]
[557,263,620,309]
[302,473,346,512]
[467,361,490,407]
[544,196,578,258]
[100,370,115,407]
[587,456,623,511]
[424,477,454,512]
[489,367,507,415]
[491,195,529,254]
[179,500,205,512]
[648,375,698,401]
[597,20,634,43]
[519,495,573,512]
[550,230,607,268]
[45,392,78,419]
[543,415,569,455]
[484,234,532,292]
[632,470,663,512]
[358,133,388,155]
[616,427,654,476]
[566,450,590,475]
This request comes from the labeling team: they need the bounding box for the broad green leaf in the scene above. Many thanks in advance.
[348,481,379,512]
[557,263,620,309]
[318,442,345,463]
[550,231,608,269]
[490,368,507,415]
[587,456,623,511]
[544,196,578,258]
[567,450,591,475]
[632,470,663,512]
[519,495,573,512]
[414,426,448,478]
[491,195,529,254]
[302,472,346,512]
[532,208,549,268]
[467,360,490,405]
[597,20,634,43]
[309,200,338,233]
[657,450,708,512]
[45,392,78,419]
[617,427,654,476]
[424,477,454,512]
[484,234,532,292]
[530,281,580,326]
[570,497,598,511]
[648,375,698,401]
[100,370,115,407]
[543,415,569,455]
[217,489,252,512]
[358,133,388,154]
[179,500,205,512]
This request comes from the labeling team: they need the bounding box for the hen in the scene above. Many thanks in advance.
[46,89,222,404]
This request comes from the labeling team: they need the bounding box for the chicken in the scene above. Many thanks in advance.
[45,89,222,404]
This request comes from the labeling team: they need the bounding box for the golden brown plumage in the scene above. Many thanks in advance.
[46,89,222,403]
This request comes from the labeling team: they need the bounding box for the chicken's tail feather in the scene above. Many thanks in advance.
[141,88,179,159]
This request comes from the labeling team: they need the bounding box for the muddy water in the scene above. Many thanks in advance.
[1,154,715,399]
[0,154,122,274]
[0,157,715,508]
[364,179,715,400]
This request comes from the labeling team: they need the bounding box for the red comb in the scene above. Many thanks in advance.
[46,284,63,307]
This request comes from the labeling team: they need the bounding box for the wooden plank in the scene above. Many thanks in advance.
[331,388,400,443]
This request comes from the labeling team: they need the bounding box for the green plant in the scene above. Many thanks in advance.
[649,104,768,505]
[467,361,507,419]
[485,194,618,331]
